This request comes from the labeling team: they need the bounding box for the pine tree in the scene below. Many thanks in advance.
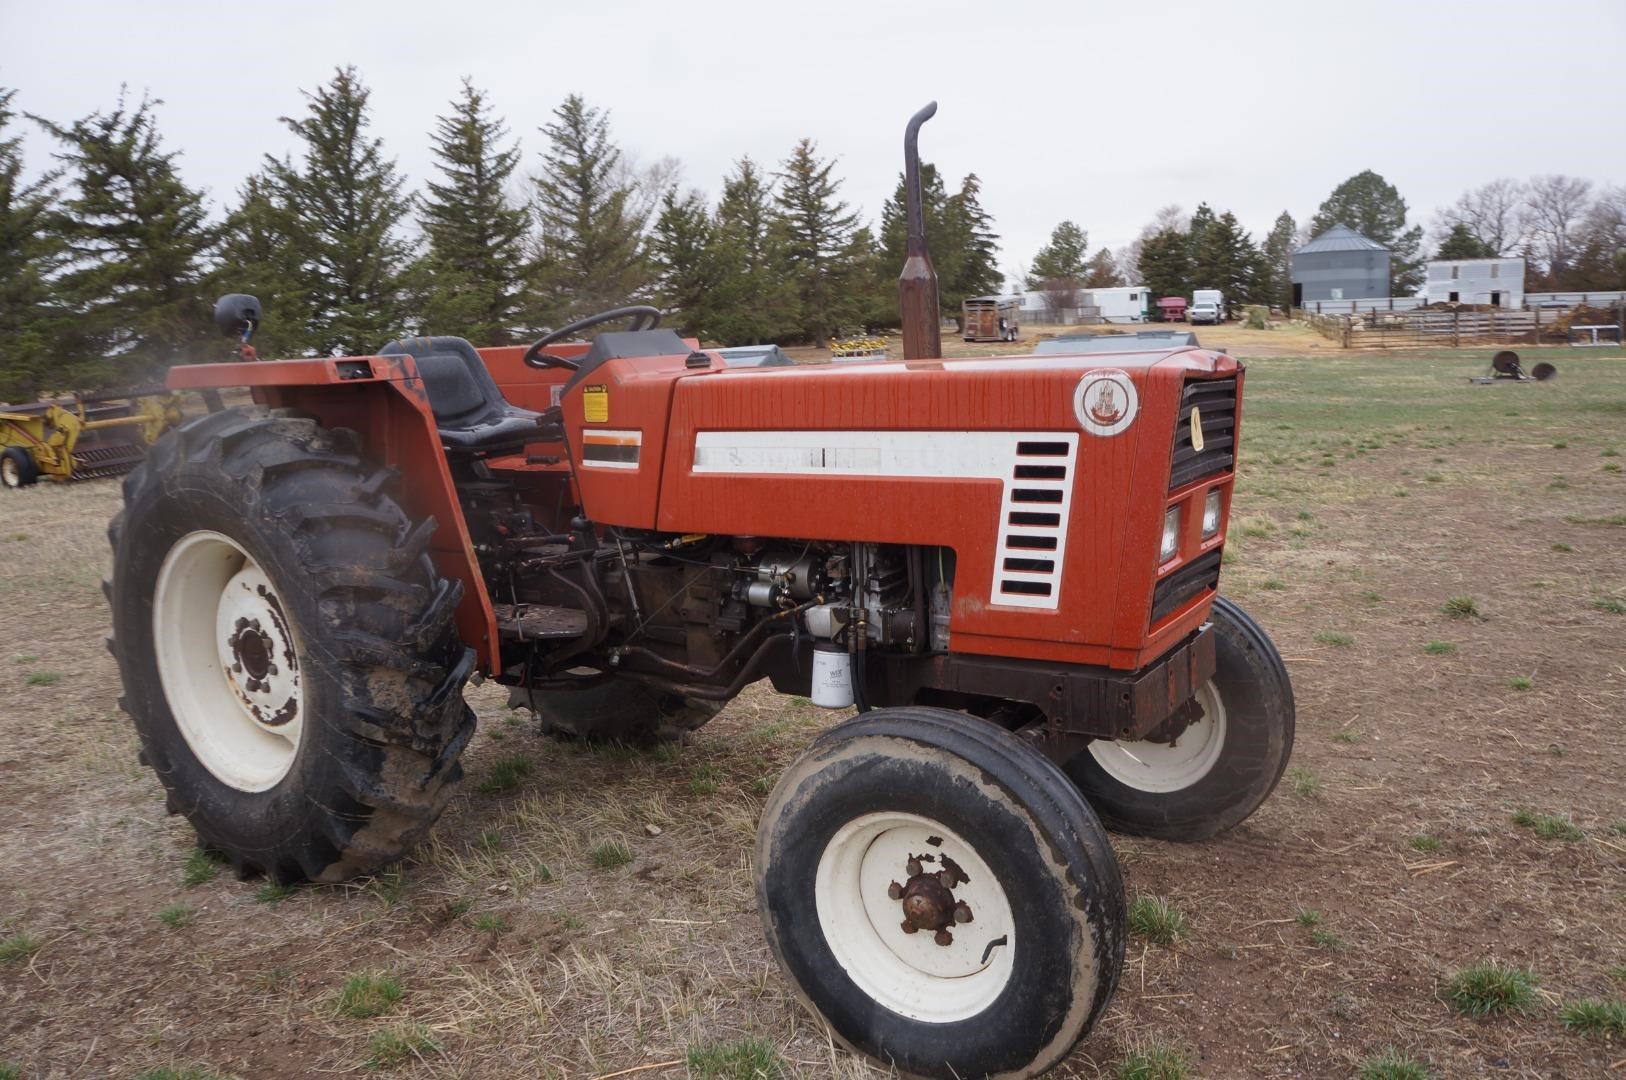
[773,138,859,347]
[529,94,647,326]
[0,88,67,401]
[1434,223,1497,261]
[213,175,311,359]
[1310,170,1425,294]
[1139,227,1192,304]
[263,67,416,356]
[419,78,529,344]
[1025,221,1088,286]
[709,157,798,345]
[1259,211,1297,310]
[1082,248,1124,289]
[943,173,1001,310]
[34,90,217,386]
[877,166,1001,324]
[1191,211,1260,316]
[648,188,720,338]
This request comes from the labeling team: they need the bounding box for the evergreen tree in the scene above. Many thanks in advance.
[709,157,798,345]
[1309,170,1425,293]
[263,67,416,356]
[419,78,529,344]
[1258,211,1297,310]
[529,94,647,325]
[773,138,859,346]
[1082,248,1124,289]
[943,173,1001,309]
[1186,202,1218,273]
[1025,220,1088,286]
[877,165,1001,324]
[213,175,310,359]
[1191,211,1260,316]
[1434,222,1497,261]
[648,188,720,338]
[34,90,217,385]
[0,88,67,401]
[1138,227,1192,304]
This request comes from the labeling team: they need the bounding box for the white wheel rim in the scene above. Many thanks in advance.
[1,457,18,487]
[814,812,1016,1023]
[1088,679,1227,792]
[152,530,305,792]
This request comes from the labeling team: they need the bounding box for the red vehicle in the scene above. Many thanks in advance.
[108,104,1292,1078]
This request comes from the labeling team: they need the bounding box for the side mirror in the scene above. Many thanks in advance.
[214,294,262,340]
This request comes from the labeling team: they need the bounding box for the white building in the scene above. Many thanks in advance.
[1425,258,1524,308]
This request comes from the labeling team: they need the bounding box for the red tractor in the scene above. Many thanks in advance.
[108,105,1292,1077]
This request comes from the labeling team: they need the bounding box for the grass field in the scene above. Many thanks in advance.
[2,343,1624,1079]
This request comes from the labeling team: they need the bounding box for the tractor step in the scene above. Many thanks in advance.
[493,602,590,640]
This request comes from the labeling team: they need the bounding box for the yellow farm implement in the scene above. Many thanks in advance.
[1,388,183,489]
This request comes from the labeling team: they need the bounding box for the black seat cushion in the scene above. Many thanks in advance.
[379,336,547,453]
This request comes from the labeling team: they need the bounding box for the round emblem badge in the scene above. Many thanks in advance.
[1073,369,1139,436]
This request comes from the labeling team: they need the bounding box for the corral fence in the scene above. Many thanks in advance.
[1296,302,1626,350]
[1021,305,1103,326]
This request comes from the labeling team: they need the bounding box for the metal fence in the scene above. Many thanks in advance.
[1298,296,1428,315]
[1021,306,1102,326]
[1296,303,1626,349]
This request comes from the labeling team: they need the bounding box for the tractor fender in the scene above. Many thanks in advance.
[166,355,499,670]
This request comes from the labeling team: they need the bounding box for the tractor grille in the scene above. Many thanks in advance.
[1151,549,1222,625]
[1169,377,1237,490]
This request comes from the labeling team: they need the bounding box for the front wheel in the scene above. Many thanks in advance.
[757,707,1124,1078]
[2,447,39,488]
[1064,595,1294,841]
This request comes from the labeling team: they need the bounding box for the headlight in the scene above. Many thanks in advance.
[1202,489,1223,537]
[1160,506,1181,562]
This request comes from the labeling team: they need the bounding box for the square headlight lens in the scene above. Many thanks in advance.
[1202,489,1223,537]
[1160,506,1181,562]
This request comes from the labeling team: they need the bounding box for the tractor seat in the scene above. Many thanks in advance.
[378,336,552,454]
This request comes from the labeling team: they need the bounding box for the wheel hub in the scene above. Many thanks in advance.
[889,852,974,946]
[814,812,1016,1022]
[153,531,305,792]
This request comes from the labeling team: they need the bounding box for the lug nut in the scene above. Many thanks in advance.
[937,869,956,889]
[934,929,954,946]
[900,920,918,935]
[953,901,973,924]
[906,857,922,877]
[887,881,904,900]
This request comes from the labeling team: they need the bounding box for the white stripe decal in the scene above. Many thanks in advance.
[580,428,642,469]
[692,431,1077,610]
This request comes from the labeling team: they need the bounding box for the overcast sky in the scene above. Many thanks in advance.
[4,0,1623,285]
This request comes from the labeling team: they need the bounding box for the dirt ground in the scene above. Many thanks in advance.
[3,344,1625,1079]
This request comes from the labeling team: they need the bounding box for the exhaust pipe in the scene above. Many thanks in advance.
[899,101,941,361]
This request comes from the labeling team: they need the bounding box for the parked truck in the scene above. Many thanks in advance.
[962,296,1020,342]
[1190,288,1224,324]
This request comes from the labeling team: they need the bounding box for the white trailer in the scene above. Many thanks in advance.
[1083,287,1150,323]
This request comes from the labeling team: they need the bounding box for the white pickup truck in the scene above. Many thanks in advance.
[1189,289,1224,324]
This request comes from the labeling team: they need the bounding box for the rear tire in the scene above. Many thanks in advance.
[757,707,1124,1078]
[509,678,720,744]
[1064,595,1294,841]
[109,407,477,883]
[2,447,39,488]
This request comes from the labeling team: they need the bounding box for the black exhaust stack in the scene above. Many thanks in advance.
[898,101,941,361]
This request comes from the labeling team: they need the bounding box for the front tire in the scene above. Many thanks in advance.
[1064,595,1294,841]
[2,447,39,488]
[110,407,477,883]
[757,707,1124,1078]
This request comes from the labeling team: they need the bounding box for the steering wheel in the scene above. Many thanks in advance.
[521,305,663,371]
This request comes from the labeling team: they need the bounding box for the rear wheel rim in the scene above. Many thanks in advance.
[1,456,19,488]
[152,530,304,792]
[1087,679,1227,793]
[813,811,1016,1023]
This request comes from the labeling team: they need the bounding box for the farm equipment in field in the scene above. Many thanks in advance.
[1,388,184,489]
[1470,350,1557,384]
[108,104,1294,1079]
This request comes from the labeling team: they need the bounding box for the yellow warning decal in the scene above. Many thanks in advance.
[582,384,609,423]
